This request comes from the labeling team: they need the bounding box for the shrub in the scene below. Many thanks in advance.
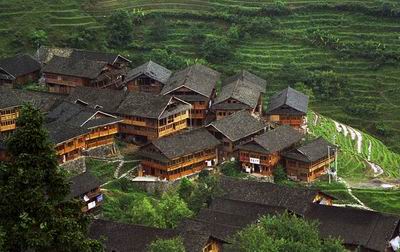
[273,165,287,183]
[107,10,133,47]
[200,36,233,63]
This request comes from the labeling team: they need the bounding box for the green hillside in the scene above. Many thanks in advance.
[308,111,400,182]
[1,0,400,152]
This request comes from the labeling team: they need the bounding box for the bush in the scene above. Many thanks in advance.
[220,161,243,177]
[273,165,287,183]
[107,10,133,47]
[148,237,185,252]
[200,36,233,63]
[146,49,187,70]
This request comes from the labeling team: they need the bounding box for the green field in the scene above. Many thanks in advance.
[1,0,400,153]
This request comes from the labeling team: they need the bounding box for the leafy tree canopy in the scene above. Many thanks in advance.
[107,10,133,47]
[0,104,102,252]
[228,212,346,252]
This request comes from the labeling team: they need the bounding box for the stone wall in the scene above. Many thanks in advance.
[83,143,119,158]
[60,157,86,174]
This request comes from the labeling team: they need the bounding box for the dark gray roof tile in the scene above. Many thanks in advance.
[126,60,171,84]
[68,171,101,199]
[162,64,220,98]
[0,54,41,78]
[214,79,262,109]
[223,70,266,92]
[267,87,309,115]
[283,137,336,163]
[43,56,107,79]
[208,110,267,142]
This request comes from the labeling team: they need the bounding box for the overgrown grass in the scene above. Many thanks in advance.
[352,188,400,215]
[311,180,358,205]
[86,158,118,184]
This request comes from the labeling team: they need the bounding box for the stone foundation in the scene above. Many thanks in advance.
[60,157,86,174]
[83,143,119,158]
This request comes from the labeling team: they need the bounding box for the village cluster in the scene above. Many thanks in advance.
[0,48,399,251]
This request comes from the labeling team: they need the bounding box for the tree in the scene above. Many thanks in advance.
[147,14,169,41]
[0,104,102,251]
[148,237,186,252]
[294,82,315,103]
[178,178,194,202]
[156,192,193,228]
[146,49,186,70]
[228,212,346,252]
[200,36,233,63]
[186,174,222,213]
[31,29,47,48]
[272,165,287,184]
[70,27,105,50]
[130,197,160,227]
[107,10,133,47]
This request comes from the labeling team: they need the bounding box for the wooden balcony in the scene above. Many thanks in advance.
[87,127,118,140]
[0,124,16,132]
[158,121,187,138]
[56,141,85,156]
[160,165,204,180]
[0,113,19,121]
[123,118,147,127]
[86,137,114,149]
[142,153,216,172]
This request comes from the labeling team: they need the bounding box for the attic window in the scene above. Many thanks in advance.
[94,105,103,109]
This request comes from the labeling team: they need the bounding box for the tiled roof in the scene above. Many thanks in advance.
[213,79,262,109]
[207,110,267,142]
[36,46,130,65]
[305,204,400,252]
[218,176,321,215]
[144,129,220,160]
[161,64,220,98]
[266,87,309,115]
[223,70,266,92]
[238,125,304,154]
[42,56,107,79]
[67,171,101,199]
[45,120,89,145]
[126,60,171,84]
[283,137,336,163]
[0,54,40,78]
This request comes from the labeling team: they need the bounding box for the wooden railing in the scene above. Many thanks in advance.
[86,137,114,149]
[87,128,118,140]
[0,124,16,132]
[158,121,187,137]
[123,118,147,127]
[161,165,204,180]
[0,113,19,121]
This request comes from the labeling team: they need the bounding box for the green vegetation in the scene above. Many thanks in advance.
[148,237,186,252]
[102,179,193,228]
[227,212,345,252]
[86,158,118,184]
[220,161,246,178]
[0,104,102,251]
[308,111,400,180]
[352,188,400,215]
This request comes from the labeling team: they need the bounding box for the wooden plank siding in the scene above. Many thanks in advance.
[140,148,217,180]
[285,156,336,182]
[119,111,189,141]
[267,114,306,129]
[239,150,280,176]
[125,76,164,94]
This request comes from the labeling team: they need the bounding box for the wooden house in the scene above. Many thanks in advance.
[124,60,171,94]
[266,87,309,131]
[46,101,122,160]
[161,64,221,127]
[213,70,266,120]
[138,128,220,180]
[36,46,131,69]
[305,204,400,252]
[46,121,90,163]
[89,219,227,252]
[238,125,304,176]
[67,172,102,213]
[206,110,268,160]
[0,54,41,86]
[0,89,21,134]
[40,47,131,94]
[282,137,336,182]
[68,87,191,142]
[210,177,399,252]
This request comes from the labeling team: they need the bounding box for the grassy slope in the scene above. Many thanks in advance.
[308,111,400,181]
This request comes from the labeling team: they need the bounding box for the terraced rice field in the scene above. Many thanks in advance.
[1,0,400,152]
